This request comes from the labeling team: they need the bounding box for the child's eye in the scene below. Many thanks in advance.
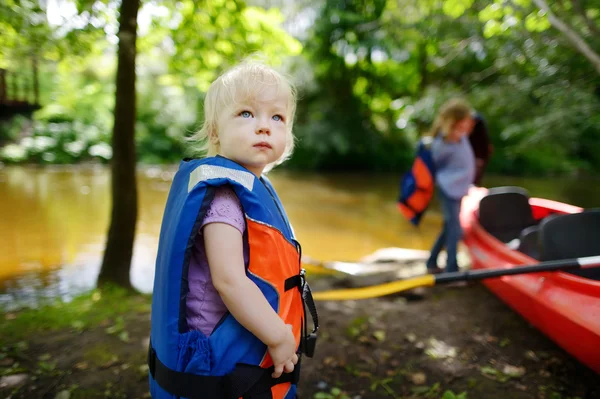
[272,114,284,122]
[240,111,253,118]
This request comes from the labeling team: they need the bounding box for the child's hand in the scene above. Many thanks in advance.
[268,324,298,378]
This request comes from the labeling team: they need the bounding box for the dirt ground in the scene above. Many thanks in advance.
[1,282,599,399]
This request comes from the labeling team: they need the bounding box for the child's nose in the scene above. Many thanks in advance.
[256,119,271,135]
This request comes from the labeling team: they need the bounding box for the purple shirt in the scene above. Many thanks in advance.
[432,135,475,199]
[186,186,247,335]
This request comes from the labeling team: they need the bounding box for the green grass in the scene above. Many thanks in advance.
[0,285,151,342]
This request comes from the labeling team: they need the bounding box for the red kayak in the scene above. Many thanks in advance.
[460,186,600,374]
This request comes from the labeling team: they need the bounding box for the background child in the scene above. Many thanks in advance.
[149,61,311,399]
[426,98,475,275]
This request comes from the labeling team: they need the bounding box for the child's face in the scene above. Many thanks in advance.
[215,86,289,176]
[450,117,474,140]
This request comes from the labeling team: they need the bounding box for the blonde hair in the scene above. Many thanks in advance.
[429,98,473,137]
[189,61,297,172]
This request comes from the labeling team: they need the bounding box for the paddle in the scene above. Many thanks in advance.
[311,255,600,301]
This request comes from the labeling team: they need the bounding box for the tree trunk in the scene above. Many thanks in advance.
[98,0,140,289]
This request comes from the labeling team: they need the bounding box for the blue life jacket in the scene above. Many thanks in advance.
[148,156,318,399]
[397,137,436,226]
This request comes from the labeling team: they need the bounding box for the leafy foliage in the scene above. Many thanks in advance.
[1,0,599,175]
[291,0,600,174]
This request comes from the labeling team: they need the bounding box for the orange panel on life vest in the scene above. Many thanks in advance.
[246,219,303,370]
[407,190,433,213]
[398,203,416,220]
[412,157,434,190]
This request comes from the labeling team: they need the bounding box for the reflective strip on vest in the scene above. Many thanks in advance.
[188,164,255,192]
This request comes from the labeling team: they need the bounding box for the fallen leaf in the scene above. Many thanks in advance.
[472,334,485,343]
[480,366,497,376]
[55,389,70,399]
[358,336,370,344]
[516,383,528,391]
[410,372,427,385]
[0,374,28,388]
[486,335,498,343]
[525,350,539,362]
[119,331,130,343]
[373,331,386,342]
[101,356,119,369]
[425,338,457,359]
[539,370,551,378]
[502,365,526,377]
[74,361,89,370]
[322,357,336,366]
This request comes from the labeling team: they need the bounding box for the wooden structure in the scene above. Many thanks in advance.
[0,58,41,120]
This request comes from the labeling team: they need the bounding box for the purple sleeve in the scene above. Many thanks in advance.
[201,186,245,234]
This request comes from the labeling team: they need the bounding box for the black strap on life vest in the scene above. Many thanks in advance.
[148,343,301,399]
[284,268,319,358]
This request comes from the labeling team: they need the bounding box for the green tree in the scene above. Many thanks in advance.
[97,0,140,289]
[455,0,600,75]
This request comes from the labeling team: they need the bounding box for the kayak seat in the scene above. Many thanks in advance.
[479,186,536,243]
[517,225,540,260]
[540,209,600,280]
[517,214,561,259]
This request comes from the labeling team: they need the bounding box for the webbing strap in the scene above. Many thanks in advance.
[284,272,319,358]
[284,273,319,334]
[148,344,300,399]
[302,282,319,333]
[284,275,302,291]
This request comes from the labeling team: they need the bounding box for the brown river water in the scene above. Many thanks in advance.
[1,165,598,309]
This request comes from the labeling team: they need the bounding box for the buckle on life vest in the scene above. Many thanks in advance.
[301,280,319,358]
[284,269,320,358]
[304,332,318,358]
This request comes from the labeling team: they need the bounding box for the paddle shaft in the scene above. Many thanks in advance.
[311,255,600,301]
[436,255,600,284]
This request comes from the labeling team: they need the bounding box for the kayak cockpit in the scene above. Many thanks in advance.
[478,186,600,280]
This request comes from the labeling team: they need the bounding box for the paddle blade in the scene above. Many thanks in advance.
[312,274,436,301]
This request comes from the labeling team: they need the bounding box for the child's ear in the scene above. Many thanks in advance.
[209,129,219,144]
